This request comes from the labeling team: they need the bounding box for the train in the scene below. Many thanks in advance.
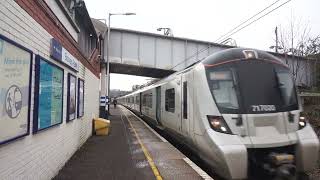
[117,48,319,179]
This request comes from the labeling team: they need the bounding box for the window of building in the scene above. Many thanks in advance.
[165,88,175,113]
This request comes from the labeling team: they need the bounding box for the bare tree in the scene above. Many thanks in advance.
[304,36,320,56]
[277,19,309,81]
[275,18,320,88]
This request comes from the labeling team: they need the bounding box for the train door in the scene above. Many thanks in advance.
[139,93,142,114]
[156,86,162,125]
[163,81,180,132]
[181,74,189,136]
[175,78,182,133]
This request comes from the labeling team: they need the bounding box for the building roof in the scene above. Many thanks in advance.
[75,1,97,39]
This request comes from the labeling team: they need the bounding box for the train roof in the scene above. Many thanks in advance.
[119,48,287,98]
[202,48,286,66]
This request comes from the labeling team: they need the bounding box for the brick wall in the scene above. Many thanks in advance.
[16,0,100,77]
[0,0,100,179]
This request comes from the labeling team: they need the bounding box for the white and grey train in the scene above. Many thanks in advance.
[118,48,319,179]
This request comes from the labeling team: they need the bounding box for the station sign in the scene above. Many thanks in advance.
[50,38,79,72]
[100,96,106,106]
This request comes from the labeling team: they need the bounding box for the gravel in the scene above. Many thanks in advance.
[305,105,320,180]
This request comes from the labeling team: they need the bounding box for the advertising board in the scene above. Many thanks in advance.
[34,56,64,132]
[0,35,32,145]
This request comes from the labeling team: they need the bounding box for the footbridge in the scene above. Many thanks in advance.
[105,28,316,86]
[105,28,231,78]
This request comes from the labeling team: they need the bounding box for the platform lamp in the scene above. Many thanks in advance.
[157,27,173,36]
[105,12,136,115]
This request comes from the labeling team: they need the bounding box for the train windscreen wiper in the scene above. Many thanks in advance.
[274,69,285,105]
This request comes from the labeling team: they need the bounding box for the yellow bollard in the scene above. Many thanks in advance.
[94,118,111,136]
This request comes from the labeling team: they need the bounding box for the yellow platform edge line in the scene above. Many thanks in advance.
[121,108,163,180]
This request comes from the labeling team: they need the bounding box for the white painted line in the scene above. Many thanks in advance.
[183,157,214,180]
[122,106,168,142]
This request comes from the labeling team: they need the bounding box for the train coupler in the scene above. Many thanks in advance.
[263,153,296,179]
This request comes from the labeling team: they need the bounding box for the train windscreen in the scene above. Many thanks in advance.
[205,60,298,114]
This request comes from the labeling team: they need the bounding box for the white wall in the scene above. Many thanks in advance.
[0,1,99,180]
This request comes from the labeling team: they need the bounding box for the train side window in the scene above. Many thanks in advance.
[142,94,147,106]
[183,82,187,119]
[148,93,152,108]
[144,93,152,108]
[165,88,175,113]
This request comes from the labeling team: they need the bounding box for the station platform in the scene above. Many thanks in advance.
[53,105,213,180]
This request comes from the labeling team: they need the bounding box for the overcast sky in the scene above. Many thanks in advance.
[85,0,320,91]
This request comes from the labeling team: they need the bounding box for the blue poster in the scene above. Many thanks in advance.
[37,58,63,130]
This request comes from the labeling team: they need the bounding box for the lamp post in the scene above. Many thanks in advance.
[269,26,283,53]
[98,18,108,119]
[105,12,136,115]
[157,27,173,36]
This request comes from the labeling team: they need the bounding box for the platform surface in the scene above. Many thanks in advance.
[53,105,212,180]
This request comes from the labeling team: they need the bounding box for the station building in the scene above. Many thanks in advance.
[0,0,102,179]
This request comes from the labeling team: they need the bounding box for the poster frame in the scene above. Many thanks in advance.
[33,55,64,133]
[0,34,33,146]
[77,78,84,118]
[67,73,77,122]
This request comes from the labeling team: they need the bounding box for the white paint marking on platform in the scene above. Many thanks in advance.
[183,157,214,180]
[124,107,167,142]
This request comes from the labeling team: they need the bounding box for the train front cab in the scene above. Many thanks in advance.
[194,49,319,179]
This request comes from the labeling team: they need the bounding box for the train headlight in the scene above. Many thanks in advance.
[242,50,258,59]
[298,116,307,130]
[207,115,232,134]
